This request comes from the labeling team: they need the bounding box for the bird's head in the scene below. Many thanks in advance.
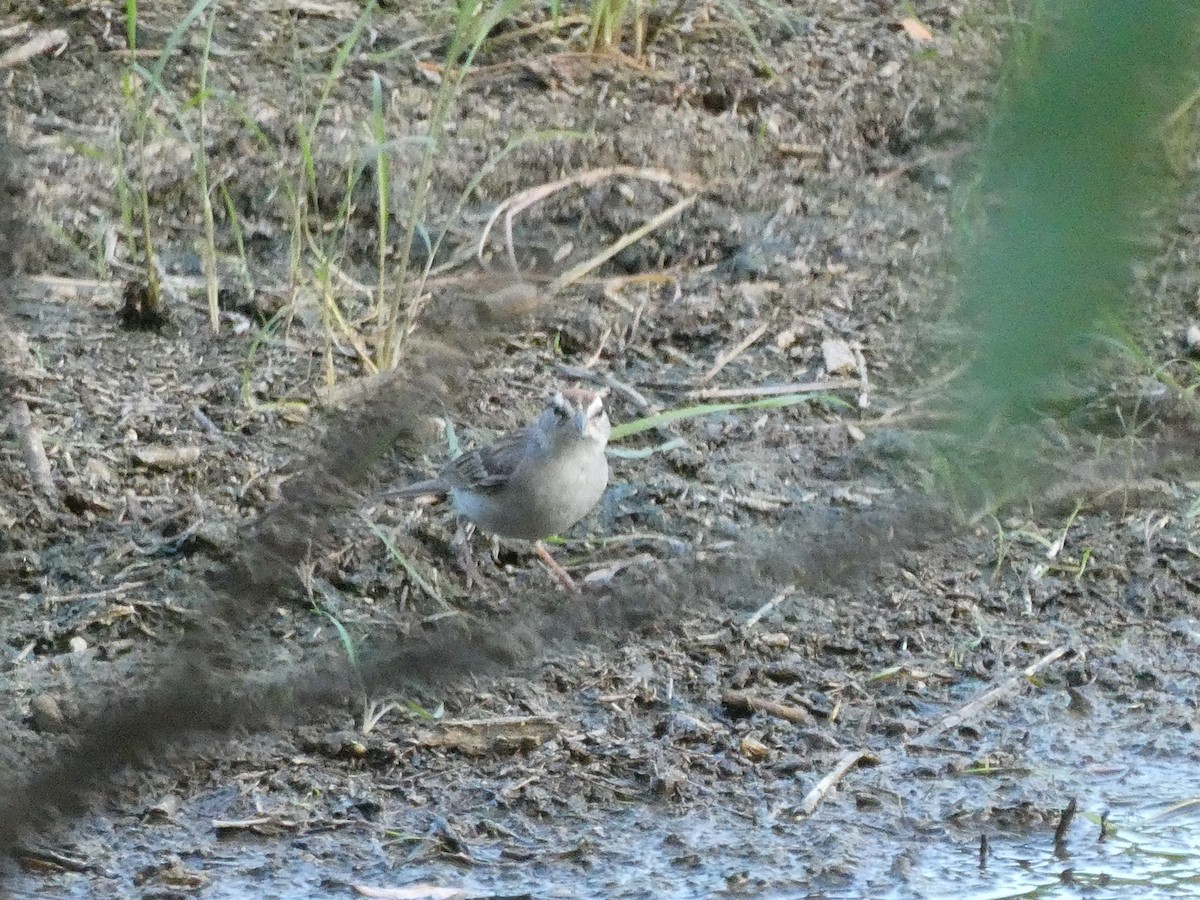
[541,387,611,449]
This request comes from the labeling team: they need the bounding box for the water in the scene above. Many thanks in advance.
[8,711,1200,898]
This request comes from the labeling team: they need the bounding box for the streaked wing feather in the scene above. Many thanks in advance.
[442,426,533,492]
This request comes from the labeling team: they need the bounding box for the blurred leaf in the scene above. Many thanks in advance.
[946,2,1199,499]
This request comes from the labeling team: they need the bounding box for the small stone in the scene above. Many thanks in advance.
[132,445,202,471]
[757,632,791,650]
[1186,324,1200,353]
[29,694,66,732]
[740,736,770,761]
[821,338,857,375]
[68,635,88,654]
[478,282,541,322]
[145,794,181,820]
[82,457,117,486]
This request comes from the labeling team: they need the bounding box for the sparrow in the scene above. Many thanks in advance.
[389,388,610,589]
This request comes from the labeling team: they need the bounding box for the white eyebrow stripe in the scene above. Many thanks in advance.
[587,396,604,417]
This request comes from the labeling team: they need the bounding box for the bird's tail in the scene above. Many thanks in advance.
[381,478,448,500]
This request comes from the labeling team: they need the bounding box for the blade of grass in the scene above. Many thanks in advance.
[380,0,525,368]
[196,3,219,332]
[368,522,447,607]
[372,73,389,352]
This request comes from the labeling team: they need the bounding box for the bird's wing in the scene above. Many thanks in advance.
[442,426,534,493]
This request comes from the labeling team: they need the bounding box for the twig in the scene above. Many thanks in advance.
[212,817,282,832]
[548,194,696,294]
[699,321,769,384]
[684,378,858,401]
[797,750,878,817]
[582,326,611,369]
[13,845,96,874]
[909,645,1074,747]
[722,690,813,725]
[9,400,57,501]
[41,581,151,604]
[744,587,795,628]
[853,345,870,409]
[191,405,225,440]
[0,29,69,70]
[1054,797,1077,851]
[624,293,649,352]
[476,166,700,276]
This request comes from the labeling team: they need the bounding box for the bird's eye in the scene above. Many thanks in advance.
[552,403,570,419]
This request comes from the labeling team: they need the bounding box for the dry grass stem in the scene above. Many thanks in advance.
[797,751,879,817]
[909,645,1075,748]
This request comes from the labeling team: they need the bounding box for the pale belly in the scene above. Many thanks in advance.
[451,451,608,541]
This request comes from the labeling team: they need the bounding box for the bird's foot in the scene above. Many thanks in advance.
[534,541,580,592]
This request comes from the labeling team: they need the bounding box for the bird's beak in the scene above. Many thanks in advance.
[573,409,589,437]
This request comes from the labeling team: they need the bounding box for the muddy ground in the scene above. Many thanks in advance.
[2,1,1200,898]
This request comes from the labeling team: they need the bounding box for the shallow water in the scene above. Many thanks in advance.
[9,693,1200,900]
[15,762,1199,900]
[908,764,1200,900]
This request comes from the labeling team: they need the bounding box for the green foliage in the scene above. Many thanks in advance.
[945,2,1200,502]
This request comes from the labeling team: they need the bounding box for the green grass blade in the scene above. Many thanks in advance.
[368,522,445,606]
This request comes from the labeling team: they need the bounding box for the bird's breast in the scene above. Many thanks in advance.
[454,447,608,541]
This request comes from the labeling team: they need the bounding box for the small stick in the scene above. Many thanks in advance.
[684,378,858,401]
[9,400,57,501]
[548,194,696,294]
[979,834,988,868]
[722,690,812,725]
[1054,797,1077,849]
[699,321,769,384]
[191,405,225,440]
[436,714,558,729]
[41,581,151,604]
[13,845,95,874]
[797,750,878,817]
[853,345,870,409]
[909,645,1073,747]
[0,29,68,70]
[212,817,278,832]
[625,293,649,351]
[476,166,700,276]
[744,587,795,628]
[582,326,611,369]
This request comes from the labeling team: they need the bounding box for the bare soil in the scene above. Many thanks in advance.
[2,2,1199,898]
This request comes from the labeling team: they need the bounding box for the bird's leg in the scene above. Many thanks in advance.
[450,521,479,590]
[534,541,580,592]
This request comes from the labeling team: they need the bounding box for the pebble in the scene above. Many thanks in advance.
[821,338,857,375]
[1186,324,1200,353]
[29,694,66,732]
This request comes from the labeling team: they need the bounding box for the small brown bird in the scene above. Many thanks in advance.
[389,388,610,589]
